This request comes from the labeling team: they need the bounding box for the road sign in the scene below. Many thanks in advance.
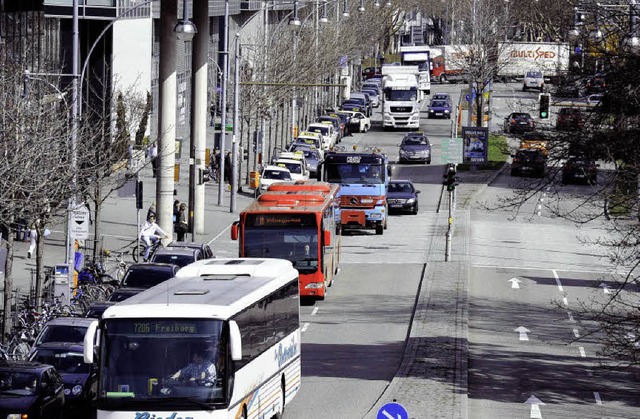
[377,402,408,419]
[376,403,409,419]
[70,205,90,240]
[441,137,463,164]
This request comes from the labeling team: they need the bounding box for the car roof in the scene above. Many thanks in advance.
[263,165,291,172]
[389,179,413,184]
[153,247,200,256]
[31,342,84,352]
[125,262,179,271]
[43,317,96,327]
[0,360,51,372]
[166,241,211,250]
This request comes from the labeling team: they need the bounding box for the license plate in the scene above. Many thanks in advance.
[390,204,402,208]
[435,113,443,116]
[574,174,585,178]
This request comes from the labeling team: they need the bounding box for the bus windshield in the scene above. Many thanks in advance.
[325,162,385,184]
[97,318,226,410]
[244,227,319,273]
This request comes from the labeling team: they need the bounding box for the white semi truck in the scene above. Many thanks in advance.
[381,65,421,130]
[399,45,431,96]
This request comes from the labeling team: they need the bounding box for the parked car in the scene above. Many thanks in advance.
[30,317,96,354]
[0,360,65,419]
[306,122,337,150]
[294,131,323,151]
[166,241,215,259]
[29,342,96,413]
[288,145,322,176]
[387,180,420,214]
[316,115,343,140]
[362,66,381,80]
[106,287,142,302]
[273,152,310,181]
[523,70,544,91]
[427,99,452,119]
[587,93,603,106]
[510,149,546,177]
[562,157,598,184]
[85,301,115,319]
[556,107,584,130]
[120,262,180,289]
[504,112,535,134]
[349,92,373,116]
[149,246,208,268]
[398,132,432,164]
[585,73,606,94]
[340,97,368,115]
[361,88,380,108]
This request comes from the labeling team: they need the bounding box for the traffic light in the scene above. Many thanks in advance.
[443,164,459,192]
[539,93,550,119]
[135,180,143,210]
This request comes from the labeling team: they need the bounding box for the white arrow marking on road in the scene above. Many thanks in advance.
[567,311,575,322]
[381,410,400,419]
[562,297,569,307]
[515,326,530,341]
[579,347,586,357]
[552,269,564,292]
[599,283,611,294]
[594,391,603,405]
[525,395,545,419]
[509,278,522,289]
[573,328,580,338]
[301,322,310,333]
[311,307,319,316]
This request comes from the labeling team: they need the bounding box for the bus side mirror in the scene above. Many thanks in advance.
[230,221,239,241]
[323,229,331,246]
[83,320,99,364]
[229,320,242,361]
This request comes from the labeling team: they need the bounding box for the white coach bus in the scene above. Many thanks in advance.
[84,258,301,419]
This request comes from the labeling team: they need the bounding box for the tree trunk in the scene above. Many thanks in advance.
[2,225,14,343]
[94,186,103,259]
[34,225,44,311]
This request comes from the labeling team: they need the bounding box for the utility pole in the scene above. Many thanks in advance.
[218,0,230,206]
[443,164,458,261]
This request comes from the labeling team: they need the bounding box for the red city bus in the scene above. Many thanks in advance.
[231,181,341,299]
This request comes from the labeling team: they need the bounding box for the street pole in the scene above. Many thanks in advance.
[66,0,79,267]
[218,0,230,206]
[231,34,240,213]
[445,190,453,261]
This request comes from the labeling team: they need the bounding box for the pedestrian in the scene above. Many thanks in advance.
[210,103,216,127]
[15,218,28,241]
[146,203,157,221]
[27,219,38,259]
[173,200,180,224]
[224,152,232,183]
[149,141,158,178]
[175,203,188,242]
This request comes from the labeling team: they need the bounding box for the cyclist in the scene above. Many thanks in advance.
[139,214,168,261]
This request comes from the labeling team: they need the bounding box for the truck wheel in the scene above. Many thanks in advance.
[375,224,383,235]
[439,75,447,83]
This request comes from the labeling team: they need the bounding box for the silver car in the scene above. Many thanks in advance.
[523,70,544,92]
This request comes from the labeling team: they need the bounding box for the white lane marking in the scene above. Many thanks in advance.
[573,328,580,338]
[515,326,530,341]
[562,297,569,307]
[594,392,603,405]
[525,395,545,419]
[301,323,310,333]
[579,347,586,357]
[567,312,575,322]
[311,307,319,316]
[599,283,611,294]
[470,264,627,275]
[552,269,564,292]
[208,224,231,245]
[509,277,522,289]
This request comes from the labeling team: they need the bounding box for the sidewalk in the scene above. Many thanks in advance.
[366,165,503,419]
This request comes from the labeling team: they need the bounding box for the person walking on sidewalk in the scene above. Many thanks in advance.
[174,203,188,242]
[27,219,38,259]
[148,141,159,178]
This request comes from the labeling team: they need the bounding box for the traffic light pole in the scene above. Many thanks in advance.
[445,189,453,261]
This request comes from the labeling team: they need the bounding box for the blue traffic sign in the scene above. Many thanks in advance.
[377,402,408,419]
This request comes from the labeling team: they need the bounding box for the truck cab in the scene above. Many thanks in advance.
[381,65,421,130]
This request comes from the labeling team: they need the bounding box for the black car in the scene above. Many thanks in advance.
[387,180,420,214]
[0,360,65,419]
[562,157,598,184]
[510,149,546,177]
[85,301,116,318]
[106,287,142,302]
[398,132,432,164]
[504,112,535,134]
[166,241,215,259]
[149,246,207,268]
[29,342,96,413]
[427,99,452,119]
[120,262,180,289]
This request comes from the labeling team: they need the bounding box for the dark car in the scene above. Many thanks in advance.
[149,246,206,268]
[510,149,546,177]
[427,99,452,119]
[85,301,116,319]
[562,157,598,184]
[362,66,381,80]
[556,107,583,130]
[30,317,96,354]
[106,287,142,302]
[29,342,96,413]
[0,360,65,419]
[398,132,431,164]
[431,93,452,104]
[340,98,367,114]
[585,73,606,94]
[120,262,180,289]
[289,144,322,176]
[387,180,420,214]
[166,241,215,259]
[504,112,535,134]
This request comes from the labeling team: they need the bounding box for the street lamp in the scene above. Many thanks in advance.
[174,0,197,42]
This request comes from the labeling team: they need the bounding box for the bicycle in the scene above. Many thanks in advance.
[101,249,129,282]
[132,237,163,263]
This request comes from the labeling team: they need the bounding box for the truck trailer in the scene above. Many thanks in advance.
[496,42,570,82]
[431,45,471,84]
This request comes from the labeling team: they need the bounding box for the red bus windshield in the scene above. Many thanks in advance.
[243,213,319,274]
